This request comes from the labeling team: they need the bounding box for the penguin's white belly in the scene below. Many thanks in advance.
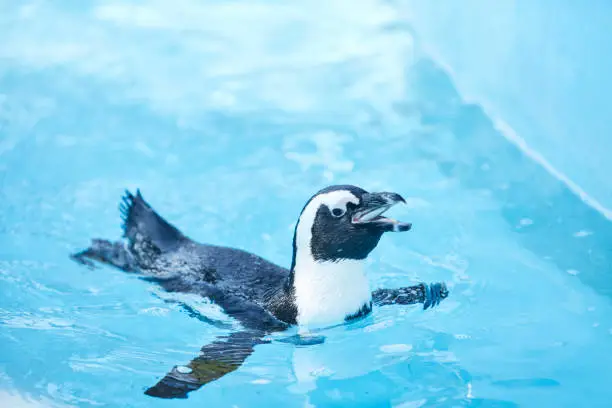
[294,259,371,330]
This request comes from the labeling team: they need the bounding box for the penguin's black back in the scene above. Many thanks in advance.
[119,190,297,327]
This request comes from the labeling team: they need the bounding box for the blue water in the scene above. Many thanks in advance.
[2,2,612,407]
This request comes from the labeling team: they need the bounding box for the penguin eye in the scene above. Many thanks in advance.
[331,208,346,218]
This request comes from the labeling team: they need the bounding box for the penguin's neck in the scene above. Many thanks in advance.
[291,254,372,330]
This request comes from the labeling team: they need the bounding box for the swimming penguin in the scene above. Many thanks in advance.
[71,184,448,399]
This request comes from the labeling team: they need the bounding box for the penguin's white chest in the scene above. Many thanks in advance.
[294,259,371,330]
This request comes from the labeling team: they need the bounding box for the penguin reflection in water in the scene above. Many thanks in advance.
[72,185,448,398]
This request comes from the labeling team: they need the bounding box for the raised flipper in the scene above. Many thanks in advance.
[372,282,448,310]
[144,329,268,399]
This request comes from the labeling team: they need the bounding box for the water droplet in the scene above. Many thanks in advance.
[176,366,192,374]
[566,269,579,276]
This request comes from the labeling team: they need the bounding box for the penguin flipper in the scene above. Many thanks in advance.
[371,282,448,310]
[120,189,188,254]
[144,329,268,399]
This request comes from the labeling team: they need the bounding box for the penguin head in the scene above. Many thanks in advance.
[291,185,411,267]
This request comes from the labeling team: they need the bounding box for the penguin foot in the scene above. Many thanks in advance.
[423,282,448,310]
[276,334,326,346]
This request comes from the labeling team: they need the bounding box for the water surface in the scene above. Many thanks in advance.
[1,1,612,407]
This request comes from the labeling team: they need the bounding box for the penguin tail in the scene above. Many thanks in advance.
[120,189,188,254]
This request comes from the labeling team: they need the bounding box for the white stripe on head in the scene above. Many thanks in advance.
[295,190,360,260]
[293,190,371,330]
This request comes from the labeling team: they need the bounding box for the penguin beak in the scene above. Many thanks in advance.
[351,192,412,232]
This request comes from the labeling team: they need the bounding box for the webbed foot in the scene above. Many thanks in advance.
[423,282,448,310]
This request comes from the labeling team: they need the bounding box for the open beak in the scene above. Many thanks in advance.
[351,192,412,232]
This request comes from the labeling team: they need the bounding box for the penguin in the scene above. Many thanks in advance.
[71,184,448,399]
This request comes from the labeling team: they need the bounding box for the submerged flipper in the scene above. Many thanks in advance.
[143,281,289,399]
[144,329,267,399]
